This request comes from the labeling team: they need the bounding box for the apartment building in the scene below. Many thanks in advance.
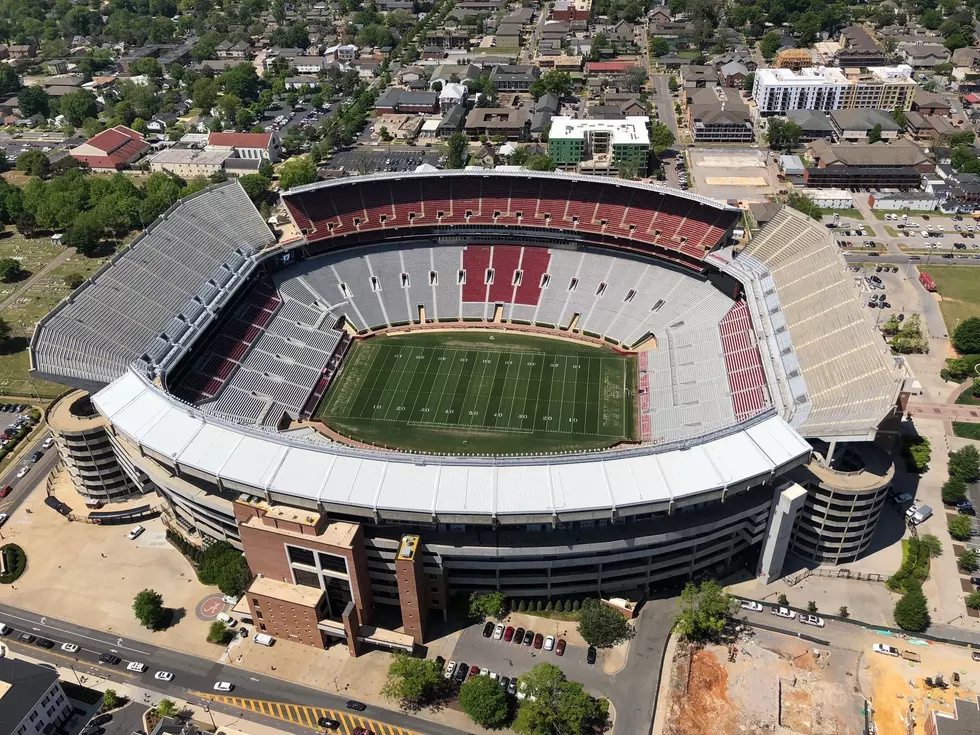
[1,659,73,735]
[548,116,650,176]
[752,65,915,116]
[775,49,814,71]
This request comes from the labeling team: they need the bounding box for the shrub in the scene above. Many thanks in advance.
[555,600,565,613]
[807,601,818,613]
[949,446,980,483]
[197,541,252,597]
[942,476,968,504]
[887,538,931,591]
[518,600,527,612]
[536,600,544,612]
[778,593,789,606]
[0,544,27,584]
[901,435,931,473]
[967,591,980,610]
[207,621,231,645]
[959,549,980,573]
[919,534,943,559]
[950,514,974,541]
[572,599,581,611]
[894,581,930,632]
[838,606,849,618]
[545,600,553,612]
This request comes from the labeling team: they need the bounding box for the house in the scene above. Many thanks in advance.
[687,89,753,143]
[437,104,466,138]
[430,64,480,88]
[952,47,980,69]
[374,114,424,141]
[775,48,813,70]
[551,0,591,22]
[216,40,253,59]
[0,659,73,735]
[656,54,685,71]
[293,56,332,74]
[325,44,358,63]
[207,131,281,162]
[531,92,559,137]
[680,65,721,89]
[263,48,304,70]
[375,88,439,114]
[285,76,321,90]
[69,125,149,171]
[786,110,835,141]
[8,43,36,60]
[905,111,954,141]
[925,695,980,735]
[149,147,232,177]
[648,6,672,24]
[489,65,540,92]
[464,107,530,140]
[397,66,426,85]
[719,61,749,88]
[779,154,806,185]
[438,82,467,112]
[913,88,952,116]
[748,201,782,228]
[901,43,951,69]
[828,109,902,142]
[352,60,381,78]
[421,46,445,61]
[198,59,244,72]
[145,113,177,133]
[426,29,471,49]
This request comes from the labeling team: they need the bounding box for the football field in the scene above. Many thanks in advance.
[317,332,636,454]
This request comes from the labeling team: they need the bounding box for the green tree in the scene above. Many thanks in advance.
[743,72,755,92]
[766,119,803,151]
[786,191,822,220]
[0,65,19,97]
[381,653,445,711]
[238,174,270,202]
[0,258,24,283]
[130,57,163,79]
[893,581,930,631]
[807,600,818,613]
[950,514,974,540]
[651,38,670,57]
[958,549,979,572]
[514,664,609,735]
[943,476,969,504]
[219,64,260,102]
[892,108,908,129]
[902,435,931,472]
[155,699,178,718]
[133,589,166,629]
[624,66,648,92]
[66,210,105,256]
[378,125,393,142]
[459,674,509,727]
[207,620,230,643]
[674,580,732,641]
[16,150,51,178]
[526,154,556,171]
[19,85,50,118]
[921,534,944,559]
[778,593,789,605]
[890,314,928,354]
[668,76,679,93]
[650,121,675,152]
[59,89,97,127]
[760,32,782,60]
[868,123,883,144]
[446,132,469,169]
[578,598,632,647]
[949,446,980,483]
[838,606,849,618]
[529,69,574,100]
[102,689,119,710]
[469,591,506,619]
[197,541,252,597]
[277,156,317,191]
[0,317,10,347]
[953,317,980,355]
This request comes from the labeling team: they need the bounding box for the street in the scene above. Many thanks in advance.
[0,427,56,522]
[651,75,678,138]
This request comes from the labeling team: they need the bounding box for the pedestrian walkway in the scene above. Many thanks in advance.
[197,694,421,735]
[906,401,980,423]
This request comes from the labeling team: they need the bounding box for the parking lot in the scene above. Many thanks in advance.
[0,133,74,162]
[262,103,326,135]
[852,263,920,329]
[327,149,442,174]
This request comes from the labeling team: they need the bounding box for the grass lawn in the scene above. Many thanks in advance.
[821,208,865,221]
[317,331,637,455]
[953,422,980,440]
[921,266,980,335]
[0,228,112,398]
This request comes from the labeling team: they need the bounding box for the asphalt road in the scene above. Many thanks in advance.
[0,603,468,735]
[651,75,678,138]
[0,428,56,521]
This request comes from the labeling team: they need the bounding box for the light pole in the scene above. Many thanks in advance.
[68,664,81,686]
[202,702,217,733]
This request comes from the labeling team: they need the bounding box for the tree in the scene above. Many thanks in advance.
[207,621,231,644]
[624,66,648,92]
[0,258,24,283]
[651,38,670,57]
[525,154,556,171]
[902,435,932,473]
[578,598,633,647]
[381,653,444,711]
[63,273,84,289]
[968,591,980,610]
[667,76,679,93]
[155,699,178,718]
[66,211,106,256]
[102,689,119,710]
[942,476,968,504]
[786,191,822,220]
[133,589,166,629]
[197,541,252,597]
[60,90,98,127]
[890,314,928,354]
[618,161,639,180]
[650,122,675,153]
[514,664,609,735]
[893,580,930,631]
[469,591,506,619]
[959,549,979,572]
[920,534,943,558]
[743,72,755,92]
[778,593,789,605]
[0,318,10,347]
[807,601,818,613]
[238,174,270,202]
[674,580,732,641]
[19,86,50,118]
[219,64,261,102]
[953,318,980,355]
[529,70,573,100]
[950,514,974,540]
[838,606,849,618]
[277,156,317,191]
[446,132,469,169]
[459,675,509,728]
[378,125,393,143]
[892,108,908,129]
[16,151,51,178]
[868,123,883,144]
[766,119,803,151]
[951,446,980,483]
[760,32,782,61]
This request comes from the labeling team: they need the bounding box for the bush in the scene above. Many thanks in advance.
[967,591,980,610]
[518,600,526,612]
[953,317,980,355]
[887,538,931,591]
[838,606,849,618]
[536,600,543,612]
[0,544,27,584]
[545,600,553,612]
[942,476,968,504]
[902,435,932,473]
[949,514,974,541]
[572,600,581,611]
[894,581,930,632]
[807,601,818,613]
[555,600,564,613]
[949,446,980,483]
[959,549,980,573]
[778,593,789,605]
[101,689,120,711]
[207,621,232,645]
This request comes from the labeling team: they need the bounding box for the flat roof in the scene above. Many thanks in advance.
[548,115,650,145]
[249,576,324,607]
[93,369,810,521]
[149,148,231,166]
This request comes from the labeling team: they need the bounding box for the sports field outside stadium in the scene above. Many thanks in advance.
[317,331,638,455]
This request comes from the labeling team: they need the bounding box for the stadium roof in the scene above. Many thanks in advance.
[30,182,275,391]
[708,206,905,441]
[93,368,811,522]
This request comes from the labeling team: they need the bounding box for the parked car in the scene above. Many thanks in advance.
[586,646,597,665]
[15,466,28,479]
[127,526,145,540]
[771,606,794,618]
[873,643,900,656]
[739,600,763,612]
[35,638,54,649]
[504,626,514,642]
[482,621,495,638]
[318,716,342,730]
[18,632,35,643]
[798,614,825,628]
[892,493,913,506]
[453,661,468,683]
[29,450,42,463]
[513,627,525,645]
[507,678,518,695]
[346,701,367,712]
[544,635,555,651]
[42,436,54,449]
[493,623,504,640]
[444,661,456,680]
[555,639,566,656]
[533,633,543,649]
[0,513,7,527]
[523,630,534,646]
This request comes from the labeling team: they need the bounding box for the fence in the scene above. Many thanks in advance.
[784,568,888,586]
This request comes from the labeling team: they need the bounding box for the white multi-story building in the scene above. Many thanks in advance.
[2,659,73,735]
[752,65,916,116]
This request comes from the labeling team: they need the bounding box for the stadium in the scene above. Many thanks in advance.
[32,173,910,652]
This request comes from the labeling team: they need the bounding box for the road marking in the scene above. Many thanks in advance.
[5,639,139,678]
[196,694,422,734]
[0,610,152,655]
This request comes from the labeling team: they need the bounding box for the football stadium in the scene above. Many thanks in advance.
[32,173,912,653]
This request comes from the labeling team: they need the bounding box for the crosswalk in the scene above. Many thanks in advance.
[197,694,422,735]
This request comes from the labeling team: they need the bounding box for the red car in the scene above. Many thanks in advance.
[504,626,514,642]
[0,485,10,498]
[533,633,543,649]
[468,665,479,679]
[555,639,566,656]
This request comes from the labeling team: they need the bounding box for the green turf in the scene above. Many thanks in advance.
[953,422,980,440]
[317,331,637,455]
[921,266,980,335]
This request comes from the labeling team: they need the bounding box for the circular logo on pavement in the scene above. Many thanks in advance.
[197,594,226,621]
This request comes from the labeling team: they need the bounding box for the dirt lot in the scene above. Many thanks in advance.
[664,630,867,735]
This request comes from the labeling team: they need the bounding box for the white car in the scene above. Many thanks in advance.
[517,680,528,700]
[798,614,825,628]
[444,661,456,680]
[493,623,504,640]
[489,671,498,681]
[154,671,175,682]
[15,466,28,479]
[544,635,555,651]
[61,643,79,653]
[41,437,54,449]
[480,667,489,677]
[127,526,145,540]
[873,643,900,657]
[739,600,764,612]
[0,513,7,527]
[126,661,148,673]
[771,606,794,618]
[221,595,239,605]
[213,681,234,692]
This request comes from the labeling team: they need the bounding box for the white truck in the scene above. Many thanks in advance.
[906,504,933,525]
